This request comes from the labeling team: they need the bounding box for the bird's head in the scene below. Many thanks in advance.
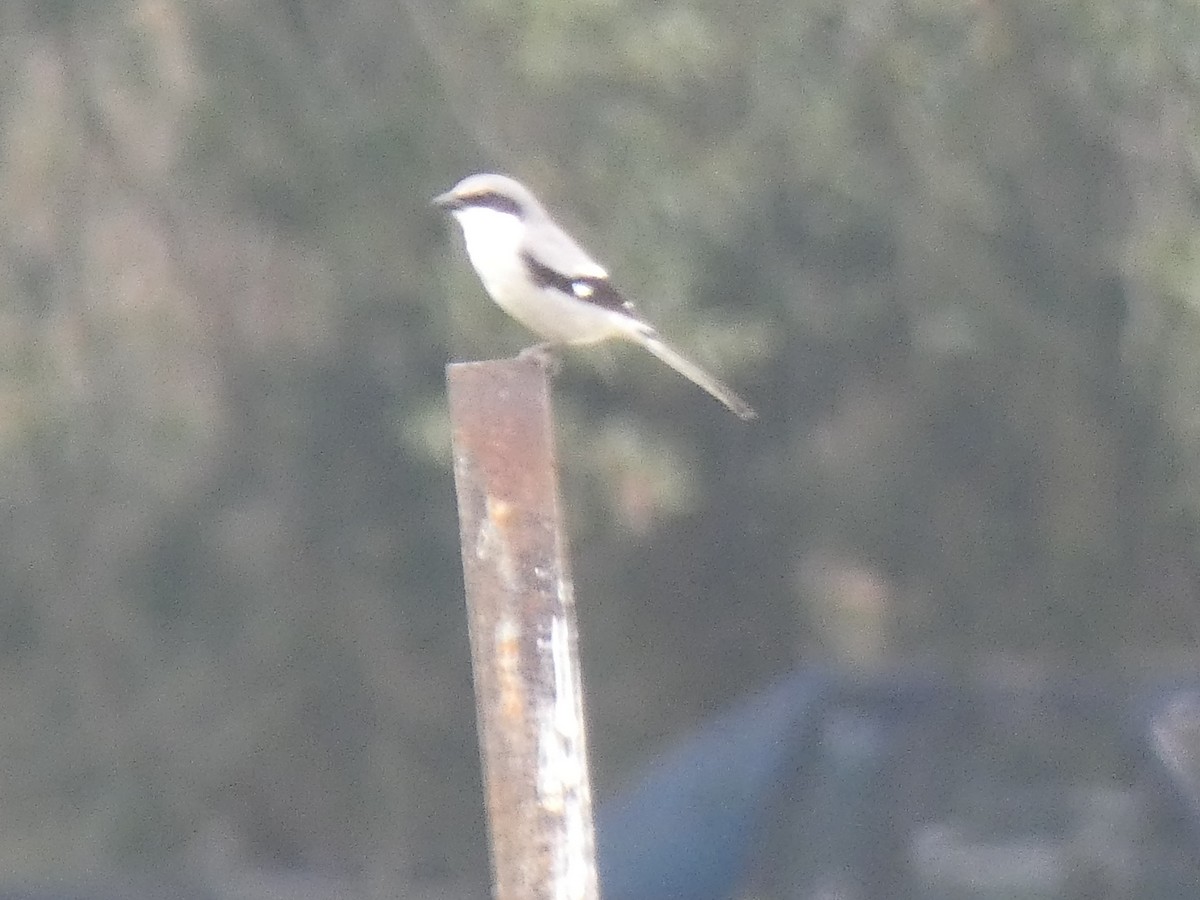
[432,173,540,221]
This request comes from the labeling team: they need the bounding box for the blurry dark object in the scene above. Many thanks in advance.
[597,669,1200,900]
[1138,683,1200,847]
[596,671,830,900]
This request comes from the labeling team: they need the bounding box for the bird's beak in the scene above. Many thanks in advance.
[431,190,458,210]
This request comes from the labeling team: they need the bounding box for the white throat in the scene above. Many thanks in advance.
[453,206,526,276]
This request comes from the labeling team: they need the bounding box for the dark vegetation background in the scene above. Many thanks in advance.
[1,0,1198,895]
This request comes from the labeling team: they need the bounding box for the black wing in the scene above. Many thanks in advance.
[522,251,638,317]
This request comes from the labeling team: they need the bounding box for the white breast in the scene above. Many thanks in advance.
[453,207,529,303]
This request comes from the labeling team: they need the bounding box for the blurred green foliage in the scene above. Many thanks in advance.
[0,0,1198,892]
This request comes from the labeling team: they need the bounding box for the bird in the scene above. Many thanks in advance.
[433,173,757,420]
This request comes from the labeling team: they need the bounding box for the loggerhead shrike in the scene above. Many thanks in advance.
[433,173,757,420]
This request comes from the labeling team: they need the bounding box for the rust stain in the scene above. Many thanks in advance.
[496,617,525,723]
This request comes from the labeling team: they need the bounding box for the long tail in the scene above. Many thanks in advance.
[634,330,757,420]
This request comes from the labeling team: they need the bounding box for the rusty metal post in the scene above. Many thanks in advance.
[447,357,598,900]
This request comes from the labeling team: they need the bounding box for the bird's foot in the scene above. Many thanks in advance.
[518,343,563,376]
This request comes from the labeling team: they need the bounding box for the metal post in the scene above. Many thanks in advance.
[447,357,599,900]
